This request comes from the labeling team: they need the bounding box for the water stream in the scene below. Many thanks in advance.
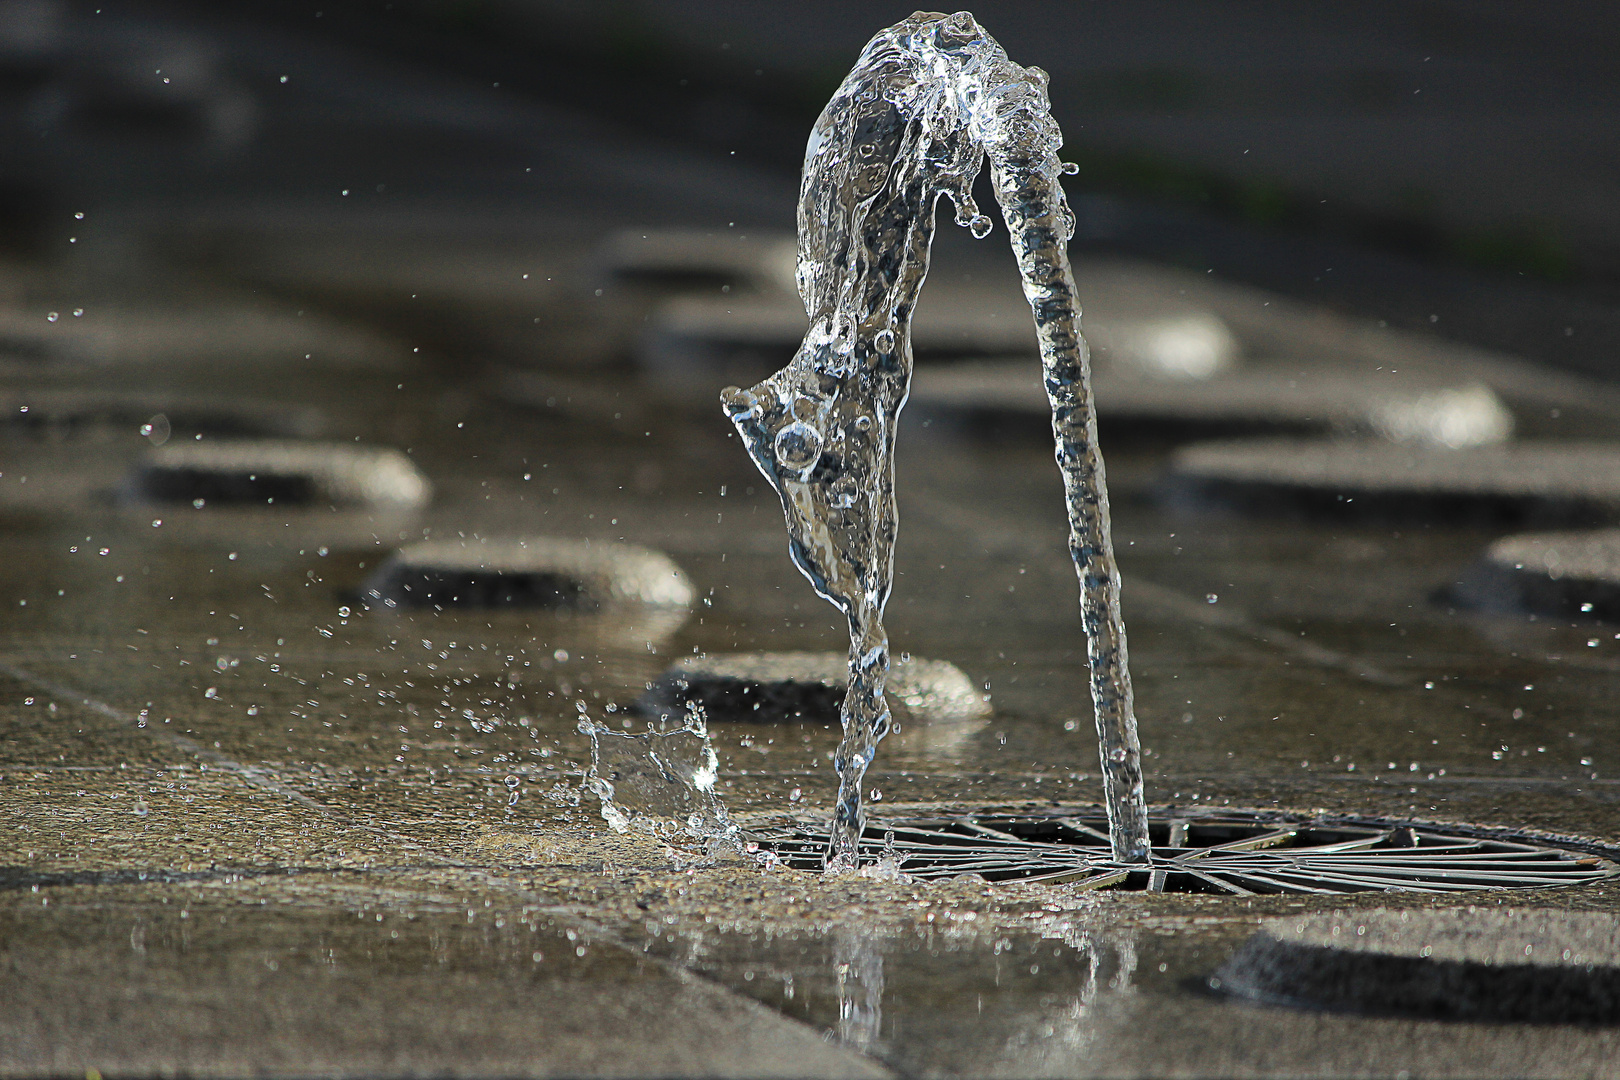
[722,11,1149,868]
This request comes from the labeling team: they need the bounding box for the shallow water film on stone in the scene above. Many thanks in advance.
[722,10,1149,868]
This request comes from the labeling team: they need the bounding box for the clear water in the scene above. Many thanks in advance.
[722,11,1149,868]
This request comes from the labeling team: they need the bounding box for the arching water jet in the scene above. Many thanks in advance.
[722,10,1149,870]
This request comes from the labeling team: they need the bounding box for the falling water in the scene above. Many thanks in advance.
[723,10,1148,869]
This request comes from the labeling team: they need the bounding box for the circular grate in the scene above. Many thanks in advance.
[751,810,1620,894]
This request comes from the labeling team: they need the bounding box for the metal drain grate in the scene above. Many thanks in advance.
[752,810,1620,894]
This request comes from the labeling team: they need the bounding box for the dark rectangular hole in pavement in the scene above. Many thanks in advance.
[137,468,319,507]
[381,569,595,610]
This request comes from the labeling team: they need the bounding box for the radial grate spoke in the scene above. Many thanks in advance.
[751,810,1619,894]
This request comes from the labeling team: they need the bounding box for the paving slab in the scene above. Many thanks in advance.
[1168,437,1620,525]
[0,879,893,1079]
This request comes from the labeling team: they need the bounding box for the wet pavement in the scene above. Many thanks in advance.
[8,230,1620,1072]
[7,5,1620,1077]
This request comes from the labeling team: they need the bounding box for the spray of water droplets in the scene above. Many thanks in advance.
[722,11,1149,870]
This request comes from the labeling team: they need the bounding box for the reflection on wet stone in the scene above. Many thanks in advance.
[834,927,885,1052]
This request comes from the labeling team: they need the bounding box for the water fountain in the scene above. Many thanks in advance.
[721,10,1147,870]
[585,10,1620,899]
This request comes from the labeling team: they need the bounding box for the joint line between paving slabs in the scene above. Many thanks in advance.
[1123,579,1408,687]
[0,657,335,814]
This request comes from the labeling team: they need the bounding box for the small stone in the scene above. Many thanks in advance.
[912,360,1512,448]
[1454,528,1620,622]
[1214,908,1620,1025]
[638,650,990,728]
[362,537,693,611]
[129,440,429,510]
[1169,438,1620,526]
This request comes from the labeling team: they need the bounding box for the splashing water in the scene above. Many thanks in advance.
[722,11,1149,869]
[579,711,744,858]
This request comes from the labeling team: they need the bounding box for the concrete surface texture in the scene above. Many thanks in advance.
[6,4,1620,1078]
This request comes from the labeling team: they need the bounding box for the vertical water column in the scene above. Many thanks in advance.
[985,90,1150,864]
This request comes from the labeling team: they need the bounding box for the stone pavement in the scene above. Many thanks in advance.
[5,5,1620,1077]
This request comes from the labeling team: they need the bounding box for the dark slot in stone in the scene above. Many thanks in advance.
[128,440,429,511]
[136,467,317,507]
[1452,529,1620,622]
[375,568,590,611]
[363,538,692,612]
[1167,438,1620,527]
[0,392,325,443]
[639,651,989,725]
[912,360,1512,449]
[598,228,796,292]
[1213,909,1620,1026]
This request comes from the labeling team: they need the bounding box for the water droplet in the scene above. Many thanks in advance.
[772,421,823,474]
[873,328,895,353]
[45,312,58,322]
